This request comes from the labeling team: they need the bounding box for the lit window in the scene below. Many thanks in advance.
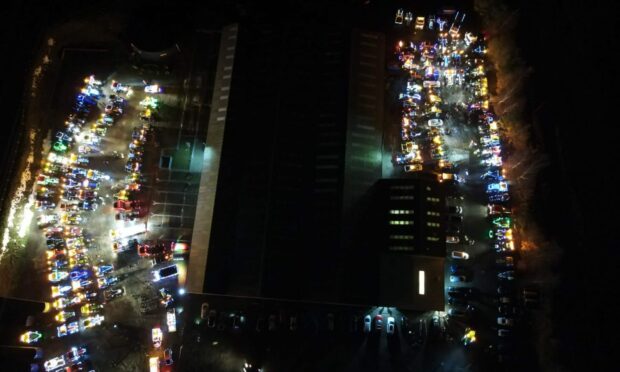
[390,195,414,200]
[390,220,414,225]
[427,211,440,216]
[390,234,414,240]
[389,246,415,252]
[426,236,440,241]
[390,210,414,215]
[426,222,440,227]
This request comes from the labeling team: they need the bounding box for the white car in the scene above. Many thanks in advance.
[152,327,163,348]
[44,356,66,371]
[451,251,469,260]
[428,118,444,127]
[386,316,395,335]
[394,9,404,24]
[415,16,425,30]
[363,315,371,333]
[167,308,177,333]
[446,235,459,244]
[144,84,162,93]
[497,317,514,327]
[81,314,104,330]
[404,12,413,25]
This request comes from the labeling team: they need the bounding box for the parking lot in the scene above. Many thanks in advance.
[388,8,541,370]
[6,34,207,370]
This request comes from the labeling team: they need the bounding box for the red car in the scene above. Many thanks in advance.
[374,315,383,331]
[138,243,164,257]
[487,204,511,216]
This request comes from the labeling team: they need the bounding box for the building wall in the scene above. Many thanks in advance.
[378,177,446,311]
[186,24,238,294]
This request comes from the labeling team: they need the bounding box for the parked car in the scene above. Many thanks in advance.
[448,286,476,296]
[498,296,513,304]
[498,328,511,337]
[488,204,511,215]
[487,182,509,194]
[200,303,209,319]
[449,275,468,283]
[451,251,469,259]
[404,164,423,172]
[415,16,425,30]
[374,315,383,331]
[497,317,514,327]
[387,316,395,335]
[497,285,515,295]
[489,193,510,202]
[268,314,277,331]
[446,235,460,244]
[103,287,124,302]
[230,313,245,330]
[449,265,465,274]
[498,271,515,280]
[496,256,514,267]
[363,315,372,333]
[207,310,217,328]
[448,297,468,306]
[447,206,463,214]
[448,306,471,317]
[498,304,517,315]
[164,348,173,365]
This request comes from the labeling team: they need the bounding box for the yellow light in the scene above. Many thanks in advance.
[149,357,159,372]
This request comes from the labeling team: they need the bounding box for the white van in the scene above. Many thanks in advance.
[451,251,469,259]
